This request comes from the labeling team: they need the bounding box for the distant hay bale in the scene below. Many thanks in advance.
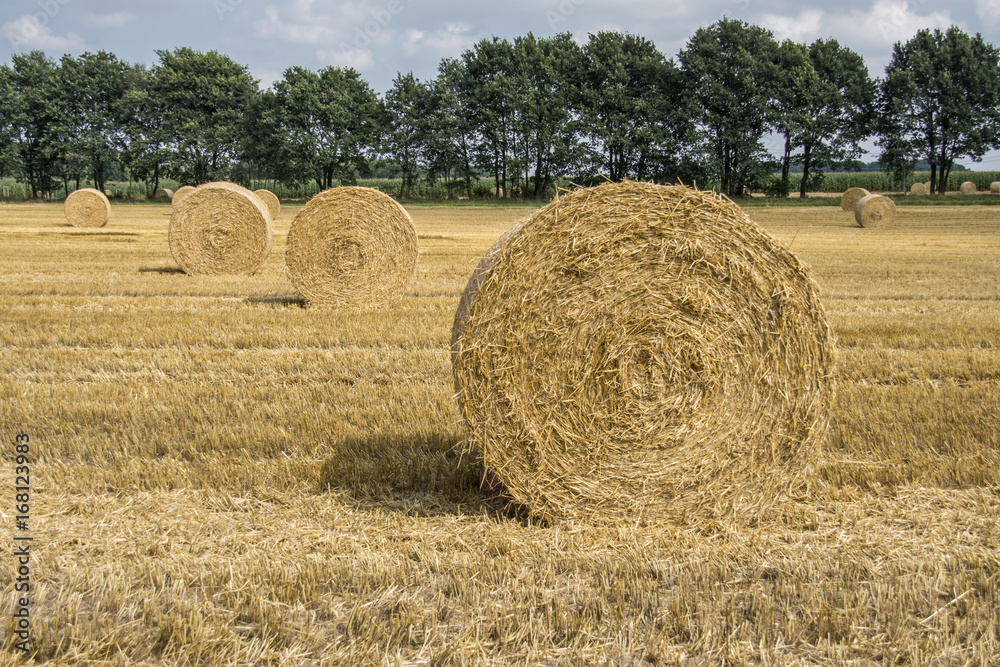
[960,181,978,195]
[64,188,110,228]
[910,182,927,195]
[155,188,174,201]
[840,187,869,212]
[855,194,897,228]
[172,186,197,206]
[991,182,1000,195]
[168,181,274,275]
[925,181,932,193]
[490,187,504,198]
[253,189,281,219]
[285,186,418,309]
[452,181,835,524]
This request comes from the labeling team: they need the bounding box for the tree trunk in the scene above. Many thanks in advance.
[781,134,792,196]
[798,143,812,199]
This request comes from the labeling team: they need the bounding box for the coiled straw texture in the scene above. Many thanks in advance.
[64,188,110,228]
[285,186,418,309]
[168,181,274,275]
[452,181,836,524]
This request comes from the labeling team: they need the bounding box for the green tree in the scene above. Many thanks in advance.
[149,48,257,185]
[678,19,780,198]
[6,51,64,198]
[273,65,381,189]
[774,39,875,198]
[578,32,685,182]
[878,26,1000,194]
[59,51,130,192]
[513,33,584,197]
[382,72,431,198]
[428,61,477,198]
[0,64,18,179]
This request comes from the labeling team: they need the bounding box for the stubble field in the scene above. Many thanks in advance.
[1,200,998,665]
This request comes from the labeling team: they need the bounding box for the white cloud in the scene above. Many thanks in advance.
[761,9,824,43]
[974,0,1000,30]
[2,15,86,52]
[82,12,136,29]
[829,0,954,48]
[317,45,376,71]
[401,22,474,58]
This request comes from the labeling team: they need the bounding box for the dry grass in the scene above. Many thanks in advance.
[254,189,281,220]
[855,194,897,228]
[285,187,418,309]
[63,188,110,228]
[0,201,998,664]
[168,182,274,276]
[840,187,869,212]
[452,182,834,524]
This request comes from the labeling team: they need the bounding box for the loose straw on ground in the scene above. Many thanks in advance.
[254,189,281,219]
[285,186,418,309]
[855,194,897,228]
[168,181,273,275]
[452,181,835,525]
[841,187,869,212]
[64,188,111,228]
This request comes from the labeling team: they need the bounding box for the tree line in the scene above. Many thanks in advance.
[1,19,998,200]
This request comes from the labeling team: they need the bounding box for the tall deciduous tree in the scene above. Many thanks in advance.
[59,51,130,192]
[678,19,780,198]
[149,48,257,184]
[382,72,432,199]
[578,32,684,182]
[878,26,1000,193]
[6,51,64,198]
[774,39,875,198]
[273,65,381,190]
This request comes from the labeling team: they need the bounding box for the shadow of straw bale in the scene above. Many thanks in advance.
[138,266,186,274]
[244,294,307,307]
[318,432,486,503]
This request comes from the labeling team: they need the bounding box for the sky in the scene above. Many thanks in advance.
[4,0,1000,167]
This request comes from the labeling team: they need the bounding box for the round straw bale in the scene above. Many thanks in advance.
[452,181,835,524]
[960,181,977,195]
[64,188,110,228]
[909,182,926,195]
[253,189,281,219]
[991,181,1000,194]
[155,188,174,201]
[925,181,932,193]
[285,186,418,309]
[490,187,504,198]
[168,181,274,275]
[840,187,869,212]
[172,185,197,206]
[854,194,897,228]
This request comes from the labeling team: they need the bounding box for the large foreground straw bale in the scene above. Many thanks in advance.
[452,181,835,524]
[254,189,281,219]
[960,181,978,195]
[64,188,111,228]
[840,187,869,212]
[285,186,418,308]
[172,186,196,206]
[854,194,897,228]
[168,182,273,275]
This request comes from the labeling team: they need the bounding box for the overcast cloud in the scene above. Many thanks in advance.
[3,0,999,166]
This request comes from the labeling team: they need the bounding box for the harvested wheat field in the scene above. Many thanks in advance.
[0,200,998,664]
